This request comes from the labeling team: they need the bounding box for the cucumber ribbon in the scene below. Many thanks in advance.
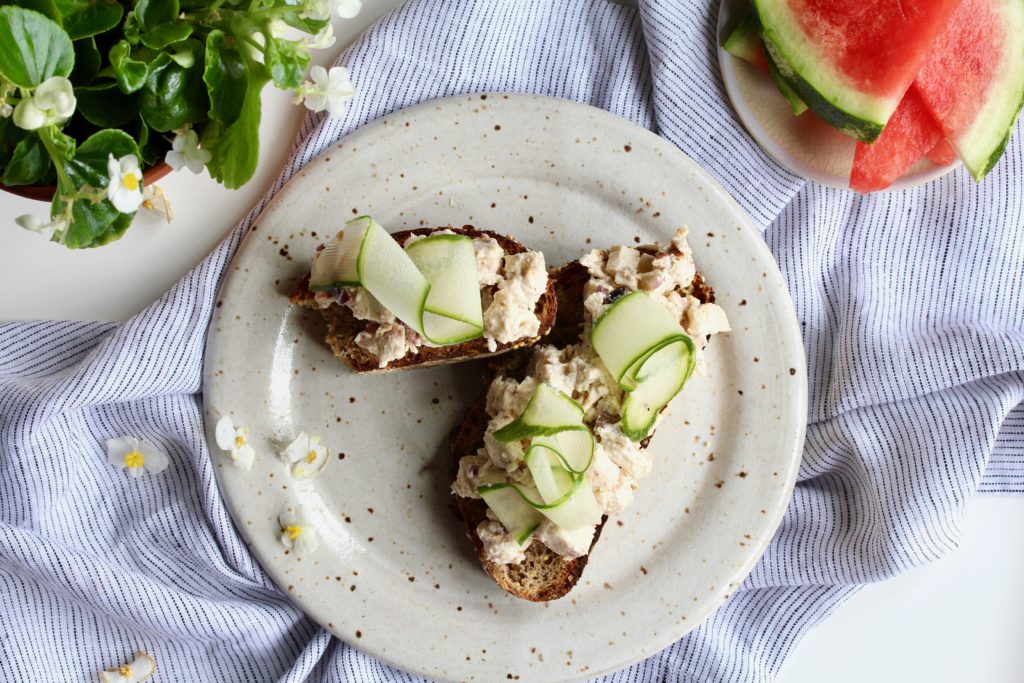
[478,384,603,544]
[591,291,696,441]
[309,216,484,345]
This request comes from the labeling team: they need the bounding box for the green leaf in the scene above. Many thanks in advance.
[135,0,178,31]
[279,13,329,36]
[140,52,208,131]
[202,29,246,125]
[0,6,74,88]
[139,20,193,50]
[56,129,140,248]
[201,60,266,189]
[74,81,140,127]
[62,1,122,40]
[0,113,28,166]
[12,0,60,22]
[2,133,50,185]
[265,35,309,90]
[167,38,201,68]
[108,40,147,93]
[136,117,164,166]
[71,36,101,84]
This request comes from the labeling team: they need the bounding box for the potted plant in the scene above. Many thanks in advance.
[0,0,359,248]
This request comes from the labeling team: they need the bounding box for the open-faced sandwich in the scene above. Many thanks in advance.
[291,217,556,372]
[450,228,730,601]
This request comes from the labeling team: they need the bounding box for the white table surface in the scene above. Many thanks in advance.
[1,2,1021,681]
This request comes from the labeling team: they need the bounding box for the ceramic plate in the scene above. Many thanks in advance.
[203,93,806,682]
[717,0,958,190]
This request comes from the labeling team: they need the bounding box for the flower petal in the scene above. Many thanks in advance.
[109,184,143,213]
[279,432,309,464]
[106,436,134,468]
[214,415,235,450]
[130,652,157,680]
[139,442,170,474]
[294,527,319,554]
[233,443,255,470]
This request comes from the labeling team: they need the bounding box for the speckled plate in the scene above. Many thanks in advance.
[717,0,959,190]
[203,93,806,682]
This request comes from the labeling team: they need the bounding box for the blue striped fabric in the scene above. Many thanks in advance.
[2,0,1022,681]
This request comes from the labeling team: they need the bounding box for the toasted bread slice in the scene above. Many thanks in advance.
[291,226,557,373]
[450,259,716,601]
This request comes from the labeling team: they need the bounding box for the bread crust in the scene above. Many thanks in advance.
[450,258,716,601]
[291,226,557,373]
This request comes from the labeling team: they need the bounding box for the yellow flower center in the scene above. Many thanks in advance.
[123,172,139,192]
[118,664,133,677]
[124,450,144,469]
[234,435,245,448]
[305,450,318,464]
[284,525,302,540]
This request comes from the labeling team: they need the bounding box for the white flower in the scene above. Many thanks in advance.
[0,102,11,118]
[279,431,329,478]
[141,184,173,223]
[106,154,143,213]
[12,76,75,130]
[15,213,66,240]
[99,652,156,683]
[106,436,170,478]
[164,127,210,174]
[298,23,335,50]
[334,0,361,18]
[215,415,255,470]
[279,505,320,555]
[302,66,355,118]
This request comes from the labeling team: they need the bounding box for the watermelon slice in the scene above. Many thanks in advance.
[724,15,808,115]
[754,0,962,143]
[850,87,943,192]
[925,139,957,166]
[914,0,1024,180]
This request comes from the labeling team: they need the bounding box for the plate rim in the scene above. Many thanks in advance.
[202,91,808,681]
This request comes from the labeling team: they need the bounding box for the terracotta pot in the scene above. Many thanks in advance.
[0,161,174,202]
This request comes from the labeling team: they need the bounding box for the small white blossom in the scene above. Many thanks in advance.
[279,505,320,555]
[15,213,66,239]
[141,184,173,223]
[99,652,156,683]
[106,436,169,478]
[279,431,329,478]
[298,23,335,50]
[215,415,255,470]
[0,102,11,118]
[13,76,76,130]
[106,154,143,213]
[301,66,355,118]
[334,0,361,18]
[165,127,210,174]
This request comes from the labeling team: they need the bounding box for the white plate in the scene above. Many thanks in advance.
[717,0,958,190]
[203,93,806,682]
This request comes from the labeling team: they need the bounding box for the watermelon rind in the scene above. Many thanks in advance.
[765,50,808,116]
[753,0,894,142]
[953,1,1024,181]
[724,14,808,116]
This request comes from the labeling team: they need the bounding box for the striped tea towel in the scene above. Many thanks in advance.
[1,0,1022,681]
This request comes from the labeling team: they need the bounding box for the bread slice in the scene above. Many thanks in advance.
[291,226,557,373]
[450,258,716,601]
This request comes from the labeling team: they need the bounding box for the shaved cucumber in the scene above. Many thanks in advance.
[479,485,543,545]
[355,217,431,335]
[591,291,696,441]
[406,234,484,344]
[307,216,486,347]
[492,383,586,442]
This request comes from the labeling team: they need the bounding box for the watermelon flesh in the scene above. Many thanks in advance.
[850,87,943,193]
[914,0,1024,180]
[925,139,957,166]
[756,0,962,141]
